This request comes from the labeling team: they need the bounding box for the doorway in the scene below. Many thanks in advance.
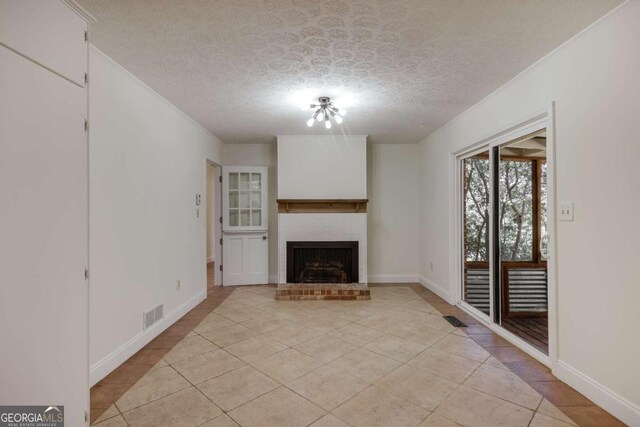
[457,113,555,362]
[206,162,222,288]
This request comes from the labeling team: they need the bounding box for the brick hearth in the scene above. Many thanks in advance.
[275,283,370,300]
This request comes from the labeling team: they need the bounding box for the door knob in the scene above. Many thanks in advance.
[262,235,267,240]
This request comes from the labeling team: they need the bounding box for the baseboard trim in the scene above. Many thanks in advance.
[367,274,419,283]
[554,360,640,426]
[89,290,207,386]
[418,275,452,303]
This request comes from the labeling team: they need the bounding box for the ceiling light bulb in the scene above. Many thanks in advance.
[307,118,315,127]
[325,120,332,129]
[335,115,343,124]
[317,111,325,121]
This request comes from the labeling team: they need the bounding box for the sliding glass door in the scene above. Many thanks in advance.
[496,133,549,354]
[460,130,549,355]
[462,150,491,316]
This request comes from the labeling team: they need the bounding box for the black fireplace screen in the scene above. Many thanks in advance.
[287,241,359,284]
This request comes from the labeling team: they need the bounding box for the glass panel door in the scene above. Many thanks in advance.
[462,150,491,315]
[496,131,549,354]
[460,128,549,355]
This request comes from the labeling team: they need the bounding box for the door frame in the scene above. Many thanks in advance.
[450,103,558,368]
[205,160,223,286]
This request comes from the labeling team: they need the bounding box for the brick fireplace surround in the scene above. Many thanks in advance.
[277,199,368,300]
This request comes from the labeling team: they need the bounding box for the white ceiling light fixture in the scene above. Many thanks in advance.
[307,97,346,129]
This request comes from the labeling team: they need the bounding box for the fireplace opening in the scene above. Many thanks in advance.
[287,241,359,284]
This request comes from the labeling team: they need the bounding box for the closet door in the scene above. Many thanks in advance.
[0,45,88,424]
[0,0,88,85]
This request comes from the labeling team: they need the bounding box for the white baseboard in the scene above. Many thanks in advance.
[554,360,640,426]
[367,274,419,283]
[418,275,452,303]
[206,256,215,264]
[89,290,207,386]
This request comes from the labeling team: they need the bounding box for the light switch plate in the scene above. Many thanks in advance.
[559,202,574,221]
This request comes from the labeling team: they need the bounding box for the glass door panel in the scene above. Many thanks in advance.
[251,210,261,227]
[249,173,262,226]
[240,209,250,226]
[223,167,268,231]
[239,191,250,209]
[251,192,261,208]
[462,151,491,315]
[229,210,239,227]
[496,132,549,355]
[498,158,534,262]
[251,173,261,190]
[229,172,239,190]
[239,173,250,190]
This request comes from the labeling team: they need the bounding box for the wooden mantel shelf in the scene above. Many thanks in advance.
[277,199,368,213]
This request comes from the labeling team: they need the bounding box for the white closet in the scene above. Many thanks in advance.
[0,0,93,423]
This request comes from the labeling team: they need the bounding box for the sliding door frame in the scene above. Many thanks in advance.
[450,103,558,368]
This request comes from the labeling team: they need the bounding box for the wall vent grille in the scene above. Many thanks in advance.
[143,304,164,330]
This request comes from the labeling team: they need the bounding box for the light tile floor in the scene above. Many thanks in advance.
[91,286,607,426]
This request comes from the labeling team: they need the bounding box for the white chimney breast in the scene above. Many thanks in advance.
[276,135,368,284]
[277,135,367,199]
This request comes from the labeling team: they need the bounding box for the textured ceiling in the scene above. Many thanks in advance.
[80,0,621,144]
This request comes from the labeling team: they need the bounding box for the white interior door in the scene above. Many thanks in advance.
[0,45,88,423]
[222,166,268,285]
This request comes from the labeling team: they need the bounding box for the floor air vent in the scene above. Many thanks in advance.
[443,315,467,328]
[143,304,164,330]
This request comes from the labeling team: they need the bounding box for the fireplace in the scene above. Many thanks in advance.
[287,241,359,284]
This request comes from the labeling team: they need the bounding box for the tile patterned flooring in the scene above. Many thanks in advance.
[90,277,624,426]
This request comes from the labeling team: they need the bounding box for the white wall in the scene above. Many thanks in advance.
[277,135,367,199]
[89,47,223,384]
[368,144,420,282]
[223,143,278,283]
[418,138,452,300]
[418,2,640,424]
